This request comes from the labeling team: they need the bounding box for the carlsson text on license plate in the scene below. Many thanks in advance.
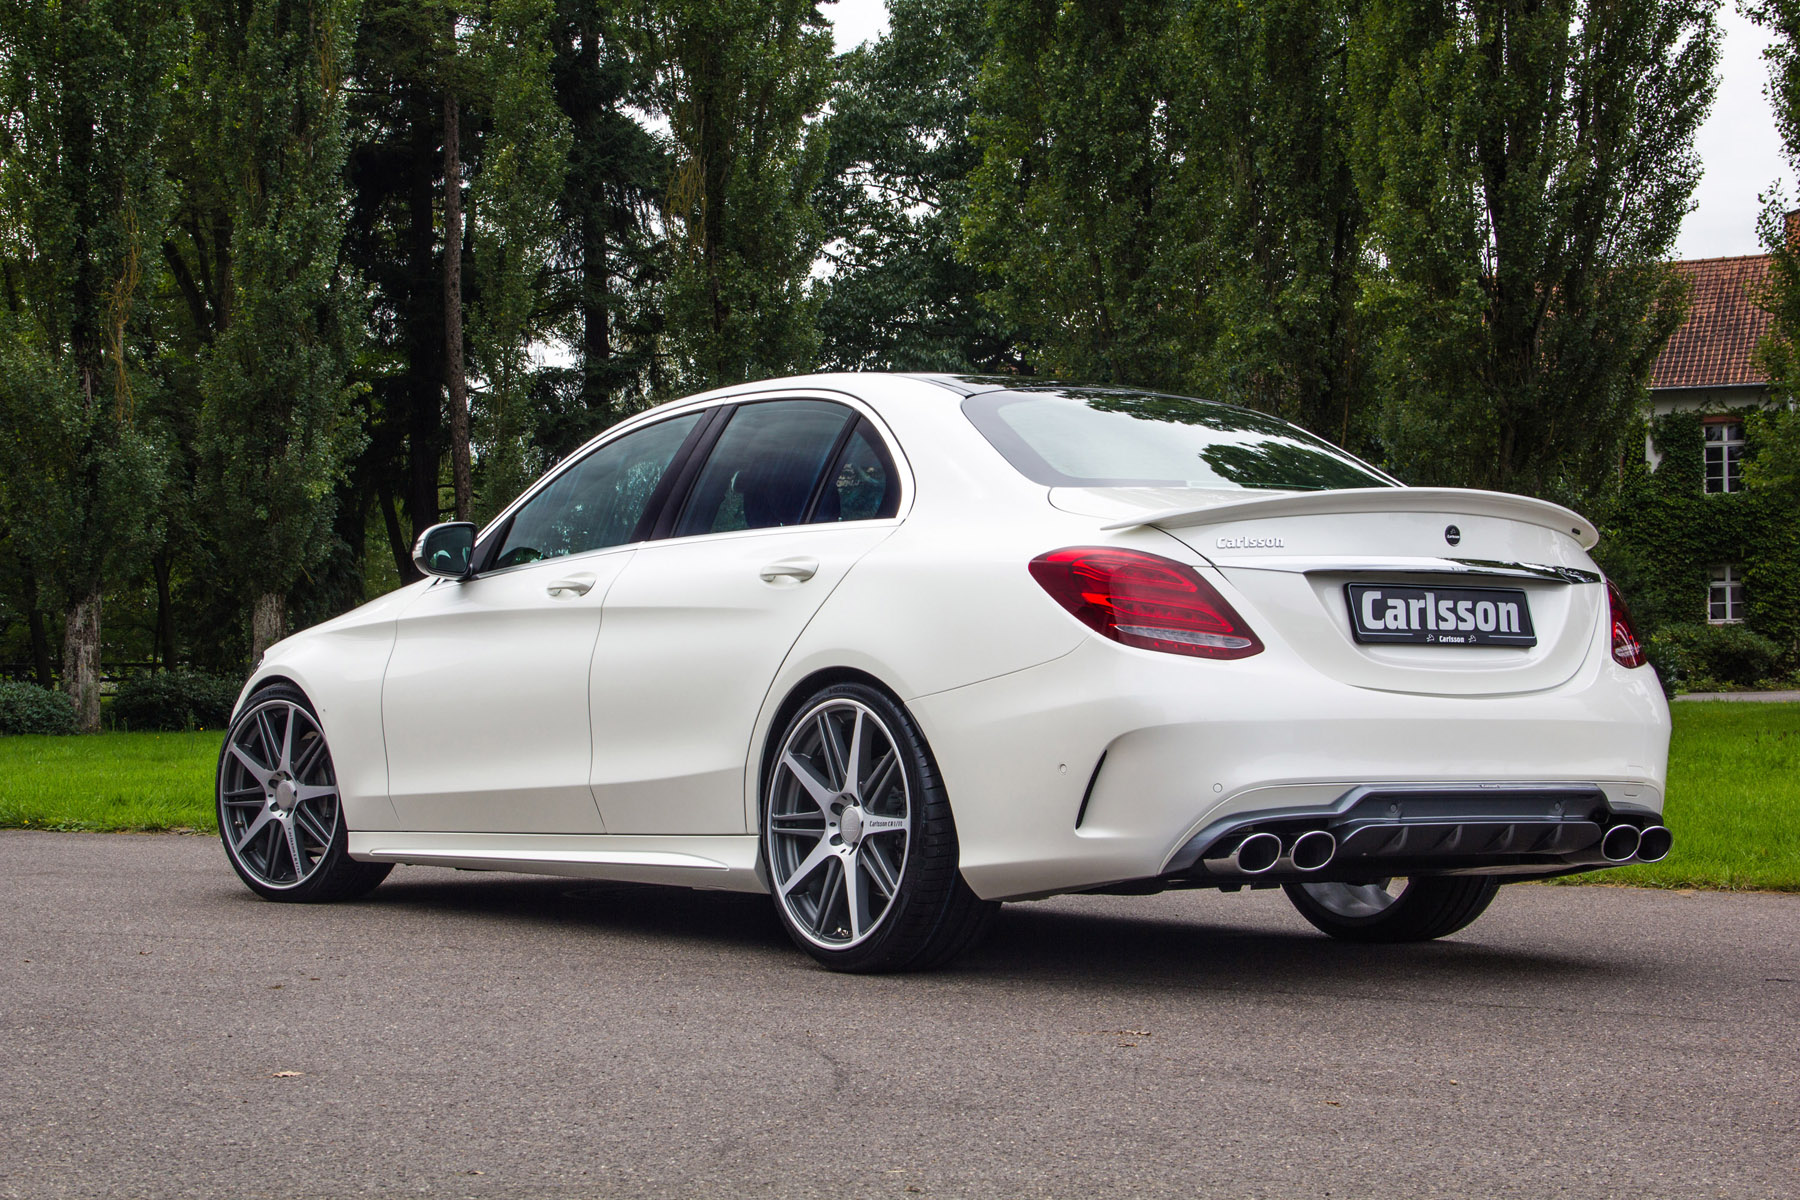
[1345,584,1537,647]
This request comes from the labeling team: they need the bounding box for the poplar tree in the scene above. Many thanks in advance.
[0,0,177,728]
[1746,0,1800,501]
[1351,0,1719,501]
[813,0,1017,372]
[651,0,833,389]
[190,0,364,662]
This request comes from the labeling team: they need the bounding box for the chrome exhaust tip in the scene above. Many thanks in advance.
[1287,829,1337,872]
[1600,823,1642,863]
[1204,830,1283,877]
[1636,825,1673,863]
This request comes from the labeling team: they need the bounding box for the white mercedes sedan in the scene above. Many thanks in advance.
[219,373,1672,971]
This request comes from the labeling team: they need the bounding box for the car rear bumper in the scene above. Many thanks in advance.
[906,631,1670,901]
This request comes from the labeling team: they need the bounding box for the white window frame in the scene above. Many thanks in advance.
[1708,564,1746,624]
[1703,419,1745,494]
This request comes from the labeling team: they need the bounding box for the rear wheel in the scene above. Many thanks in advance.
[1283,876,1500,943]
[762,683,996,973]
[217,684,391,903]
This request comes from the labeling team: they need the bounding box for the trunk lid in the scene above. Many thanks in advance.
[1054,486,1605,697]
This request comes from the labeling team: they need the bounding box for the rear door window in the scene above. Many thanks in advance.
[673,400,858,537]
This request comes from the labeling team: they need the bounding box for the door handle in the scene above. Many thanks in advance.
[545,573,596,597]
[759,556,819,584]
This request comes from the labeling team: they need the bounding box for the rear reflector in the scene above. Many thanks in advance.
[1030,547,1264,660]
[1607,580,1646,669]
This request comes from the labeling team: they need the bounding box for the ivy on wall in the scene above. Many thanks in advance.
[1593,406,1800,682]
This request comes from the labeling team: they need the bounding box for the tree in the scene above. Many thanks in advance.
[650,0,833,390]
[813,0,1018,373]
[187,0,365,662]
[1747,0,1800,503]
[1350,0,1719,502]
[961,0,1374,446]
[0,0,179,728]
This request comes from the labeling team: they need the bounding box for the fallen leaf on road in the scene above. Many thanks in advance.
[271,1071,303,1078]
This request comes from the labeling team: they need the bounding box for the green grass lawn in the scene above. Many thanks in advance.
[1,704,1796,889]
[0,730,223,832]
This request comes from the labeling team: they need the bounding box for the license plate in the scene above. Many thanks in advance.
[1345,584,1536,647]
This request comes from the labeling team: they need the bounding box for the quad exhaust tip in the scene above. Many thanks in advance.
[1205,830,1283,876]
[1287,829,1337,872]
[1636,825,1673,863]
[1600,823,1641,863]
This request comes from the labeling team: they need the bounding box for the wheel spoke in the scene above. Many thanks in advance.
[233,808,274,853]
[862,749,899,809]
[255,710,281,768]
[814,857,846,933]
[293,803,333,848]
[291,733,327,782]
[859,841,900,899]
[778,835,836,900]
[816,711,848,790]
[843,710,865,801]
[276,706,296,774]
[293,782,337,804]
[228,743,273,788]
[781,751,837,814]
[846,853,872,940]
[283,817,305,878]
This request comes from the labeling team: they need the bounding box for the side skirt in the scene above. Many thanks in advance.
[346,831,766,894]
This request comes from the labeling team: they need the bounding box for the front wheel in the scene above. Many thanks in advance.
[217,684,391,903]
[1283,876,1500,943]
[762,683,996,973]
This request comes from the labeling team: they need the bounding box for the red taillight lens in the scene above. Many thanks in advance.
[1029,547,1264,660]
[1607,580,1646,668]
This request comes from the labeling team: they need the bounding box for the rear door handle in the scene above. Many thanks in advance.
[545,573,596,597]
[759,556,819,584]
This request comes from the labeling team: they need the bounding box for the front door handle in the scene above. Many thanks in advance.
[545,573,596,598]
[759,556,819,584]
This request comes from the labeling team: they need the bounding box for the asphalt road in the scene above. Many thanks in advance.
[2,832,1795,1200]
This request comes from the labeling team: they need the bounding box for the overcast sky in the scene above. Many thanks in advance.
[823,0,1792,262]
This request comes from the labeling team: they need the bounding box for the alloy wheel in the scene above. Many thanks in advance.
[1298,878,1409,919]
[766,698,911,950]
[219,698,341,889]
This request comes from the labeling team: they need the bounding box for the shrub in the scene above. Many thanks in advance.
[0,679,78,735]
[1647,623,1785,694]
[109,670,241,732]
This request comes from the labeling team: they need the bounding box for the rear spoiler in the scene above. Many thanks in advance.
[1098,487,1599,550]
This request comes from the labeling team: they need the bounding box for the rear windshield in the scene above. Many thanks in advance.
[962,388,1395,491]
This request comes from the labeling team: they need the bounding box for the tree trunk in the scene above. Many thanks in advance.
[380,486,421,584]
[443,87,471,523]
[62,589,102,733]
[251,592,286,663]
[152,551,174,670]
[24,570,54,689]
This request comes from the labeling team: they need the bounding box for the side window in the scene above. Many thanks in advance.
[488,412,701,569]
[815,421,900,522]
[673,400,855,537]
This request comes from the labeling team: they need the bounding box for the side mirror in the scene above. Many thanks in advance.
[413,522,476,579]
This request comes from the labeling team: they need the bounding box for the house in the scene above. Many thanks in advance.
[1627,250,1792,665]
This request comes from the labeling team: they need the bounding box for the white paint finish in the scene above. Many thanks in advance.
[381,548,634,833]
[243,581,420,831]
[589,523,895,834]
[244,372,1673,909]
[346,830,764,892]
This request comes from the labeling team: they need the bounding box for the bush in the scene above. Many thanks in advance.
[109,670,241,732]
[0,679,78,735]
[1647,623,1785,694]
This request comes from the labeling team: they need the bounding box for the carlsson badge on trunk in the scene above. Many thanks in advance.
[1444,525,1461,546]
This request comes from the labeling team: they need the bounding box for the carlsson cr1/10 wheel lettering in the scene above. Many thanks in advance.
[217,684,390,903]
[223,373,1671,970]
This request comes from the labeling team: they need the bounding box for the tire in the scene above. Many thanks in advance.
[1282,876,1500,943]
[761,682,997,973]
[217,683,392,903]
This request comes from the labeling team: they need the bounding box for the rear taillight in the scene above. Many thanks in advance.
[1607,580,1646,668]
[1029,547,1264,660]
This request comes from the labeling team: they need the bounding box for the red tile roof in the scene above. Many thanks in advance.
[1650,254,1774,390]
